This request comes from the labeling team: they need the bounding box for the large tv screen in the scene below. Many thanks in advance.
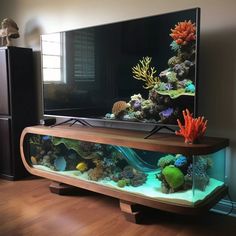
[42,8,200,128]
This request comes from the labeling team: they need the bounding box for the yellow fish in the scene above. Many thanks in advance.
[31,156,37,165]
[76,162,88,172]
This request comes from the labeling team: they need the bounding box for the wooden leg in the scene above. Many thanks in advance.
[119,200,142,224]
[49,181,78,195]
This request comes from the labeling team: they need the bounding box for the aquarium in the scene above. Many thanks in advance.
[28,134,226,206]
[42,8,200,128]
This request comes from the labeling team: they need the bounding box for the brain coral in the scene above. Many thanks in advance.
[162,165,184,189]
[158,154,177,169]
[112,101,129,117]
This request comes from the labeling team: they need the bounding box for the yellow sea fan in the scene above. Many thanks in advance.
[132,56,159,89]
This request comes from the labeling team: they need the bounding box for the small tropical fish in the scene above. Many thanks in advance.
[54,156,66,171]
[42,135,51,141]
[30,156,37,165]
[76,162,88,172]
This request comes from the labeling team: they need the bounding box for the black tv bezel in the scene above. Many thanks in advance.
[41,7,201,131]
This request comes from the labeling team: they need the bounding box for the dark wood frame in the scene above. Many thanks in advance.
[0,47,37,180]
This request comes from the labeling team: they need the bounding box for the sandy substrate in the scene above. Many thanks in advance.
[33,165,224,206]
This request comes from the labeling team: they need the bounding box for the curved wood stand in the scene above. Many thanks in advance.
[20,124,229,223]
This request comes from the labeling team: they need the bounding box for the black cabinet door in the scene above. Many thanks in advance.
[0,118,12,177]
[0,50,10,115]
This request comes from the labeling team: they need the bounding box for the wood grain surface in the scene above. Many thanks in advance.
[0,178,235,236]
[21,124,229,156]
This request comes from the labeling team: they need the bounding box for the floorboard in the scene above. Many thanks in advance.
[0,178,235,236]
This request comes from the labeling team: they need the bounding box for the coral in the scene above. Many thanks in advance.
[121,165,134,179]
[141,99,154,111]
[184,157,211,191]
[128,93,143,111]
[159,108,174,120]
[168,56,182,68]
[185,83,195,93]
[112,101,129,117]
[177,79,191,89]
[170,20,196,45]
[175,109,208,144]
[170,40,180,51]
[119,166,147,187]
[174,155,187,168]
[174,155,188,173]
[132,56,160,89]
[166,71,178,84]
[88,165,104,181]
[162,165,184,190]
[130,93,143,102]
[158,154,177,169]
[52,138,87,158]
[130,173,147,187]
[117,179,127,188]
[156,82,167,92]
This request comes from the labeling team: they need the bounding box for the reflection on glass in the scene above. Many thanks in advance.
[41,33,63,83]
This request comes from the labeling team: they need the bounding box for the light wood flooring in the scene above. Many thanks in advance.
[0,177,236,236]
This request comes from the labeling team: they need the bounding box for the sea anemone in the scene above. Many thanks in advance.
[175,109,207,144]
[170,20,196,45]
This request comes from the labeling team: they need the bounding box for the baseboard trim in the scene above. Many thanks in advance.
[211,199,236,217]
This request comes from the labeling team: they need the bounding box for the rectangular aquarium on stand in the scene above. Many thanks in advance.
[20,124,229,223]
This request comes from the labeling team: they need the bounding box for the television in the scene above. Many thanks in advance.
[41,8,200,130]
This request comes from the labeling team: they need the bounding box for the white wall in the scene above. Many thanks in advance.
[1,0,236,199]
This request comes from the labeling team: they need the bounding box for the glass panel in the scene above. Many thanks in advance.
[28,134,226,206]
[192,150,226,204]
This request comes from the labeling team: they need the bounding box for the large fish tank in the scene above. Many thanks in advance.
[27,134,226,207]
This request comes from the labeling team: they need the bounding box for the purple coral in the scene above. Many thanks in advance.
[133,100,141,110]
[165,83,173,91]
[159,108,174,118]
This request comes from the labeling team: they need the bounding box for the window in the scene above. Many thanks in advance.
[41,33,65,83]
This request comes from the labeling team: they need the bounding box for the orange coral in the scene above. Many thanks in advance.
[175,109,207,144]
[112,101,129,117]
[170,20,196,45]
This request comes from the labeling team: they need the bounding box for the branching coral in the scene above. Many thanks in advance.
[175,109,207,144]
[170,20,196,45]
[132,56,160,89]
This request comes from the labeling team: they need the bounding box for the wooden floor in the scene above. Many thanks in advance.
[0,178,236,236]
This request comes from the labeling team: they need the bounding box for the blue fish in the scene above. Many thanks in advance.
[54,156,67,171]
[42,135,51,141]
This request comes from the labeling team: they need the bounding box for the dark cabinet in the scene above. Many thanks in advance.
[0,47,37,180]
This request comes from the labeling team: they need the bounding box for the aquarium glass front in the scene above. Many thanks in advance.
[28,134,226,206]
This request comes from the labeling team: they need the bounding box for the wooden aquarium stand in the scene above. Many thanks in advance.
[20,124,229,223]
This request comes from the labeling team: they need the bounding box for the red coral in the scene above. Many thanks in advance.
[170,20,196,45]
[175,109,207,144]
